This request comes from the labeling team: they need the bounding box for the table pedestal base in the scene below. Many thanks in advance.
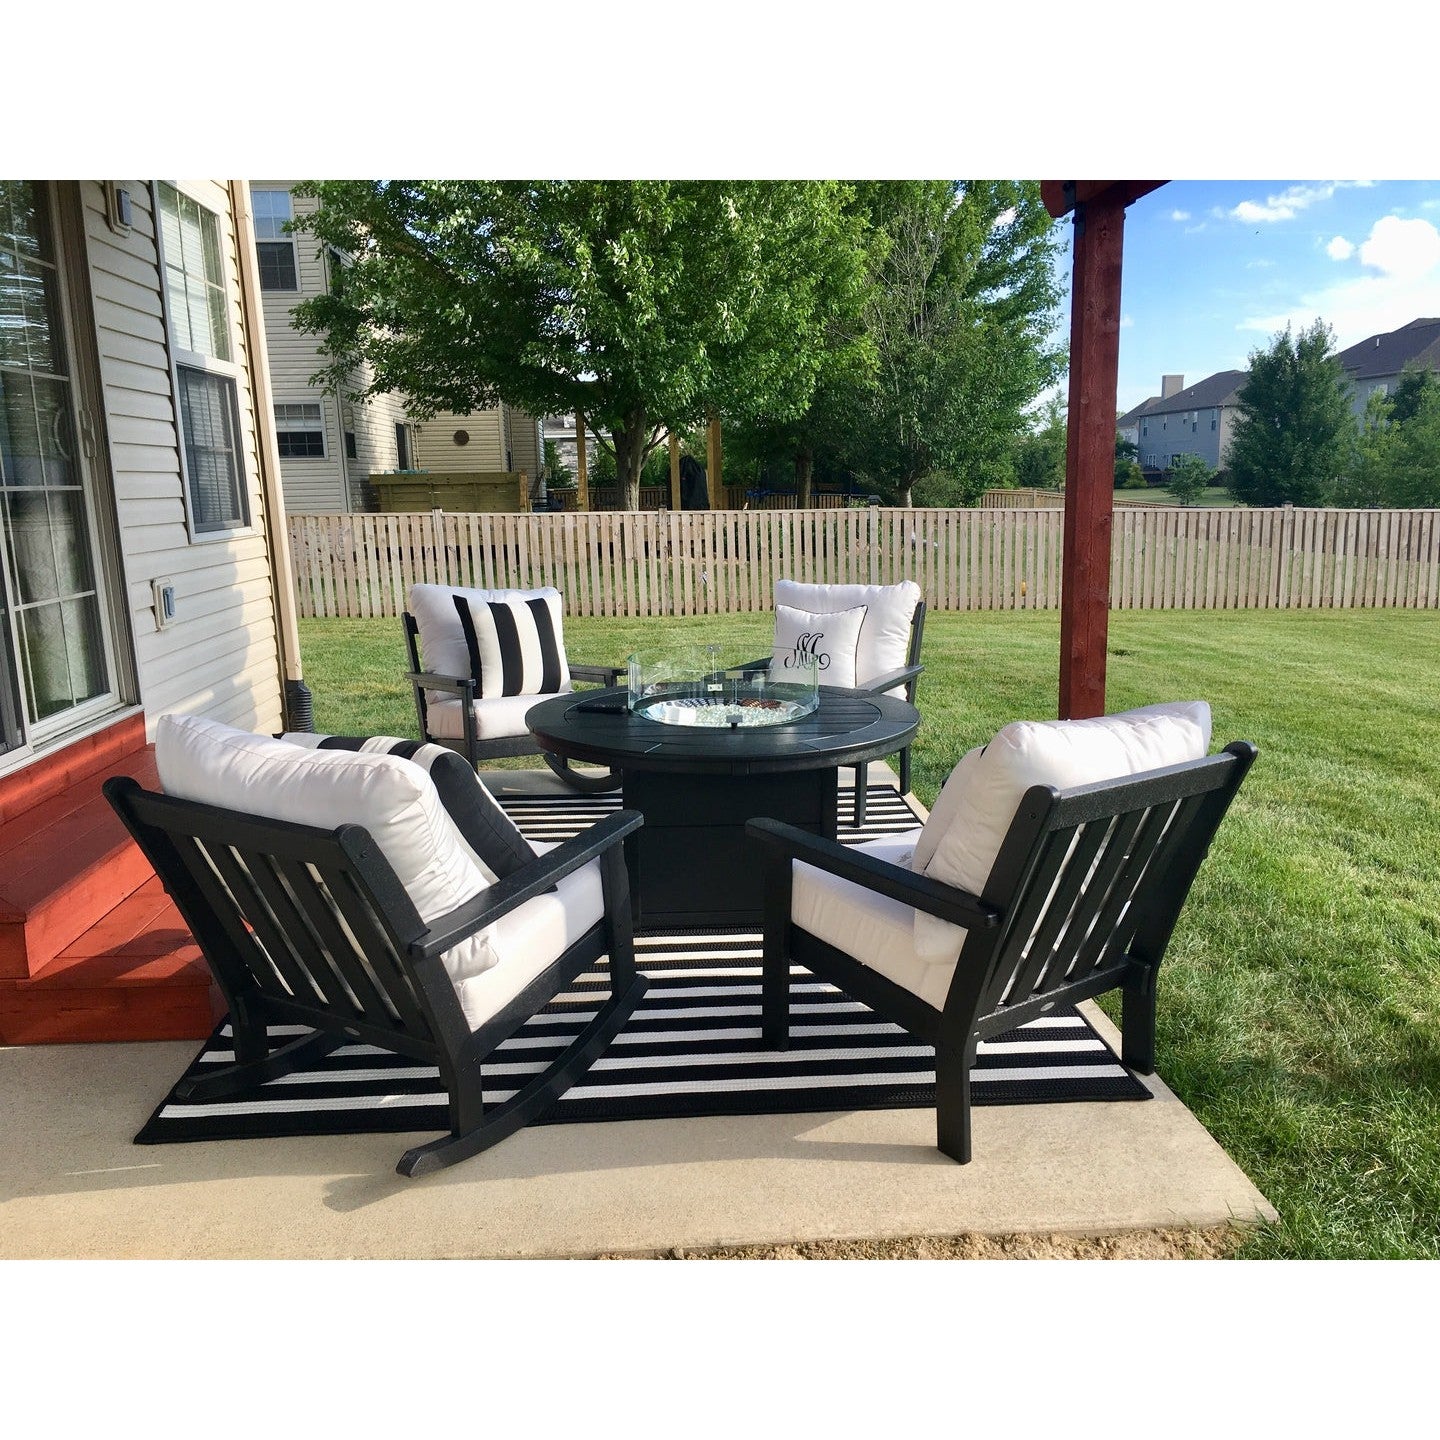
[624,768,838,929]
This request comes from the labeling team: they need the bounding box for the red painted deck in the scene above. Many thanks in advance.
[0,719,221,1044]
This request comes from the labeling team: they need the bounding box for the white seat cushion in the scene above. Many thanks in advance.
[156,714,501,989]
[410,583,570,706]
[426,686,573,741]
[774,579,920,694]
[451,844,605,1029]
[912,700,1212,958]
[792,833,959,1011]
[771,602,866,688]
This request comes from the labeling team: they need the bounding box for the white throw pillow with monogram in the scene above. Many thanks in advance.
[771,604,867,688]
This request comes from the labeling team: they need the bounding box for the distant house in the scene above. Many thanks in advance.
[251,181,545,513]
[1334,316,1440,418]
[1119,370,1247,474]
[0,179,305,1043]
[251,182,412,513]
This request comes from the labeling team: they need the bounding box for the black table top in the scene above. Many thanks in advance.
[527,686,920,776]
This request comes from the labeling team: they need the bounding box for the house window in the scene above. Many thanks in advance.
[345,431,357,460]
[1211,409,1217,431]
[274,403,326,458]
[158,183,231,361]
[1141,420,1148,437]
[158,183,249,536]
[252,189,298,292]
[395,422,411,470]
[177,366,248,532]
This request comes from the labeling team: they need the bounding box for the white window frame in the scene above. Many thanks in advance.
[252,188,299,293]
[153,181,254,543]
[274,401,328,459]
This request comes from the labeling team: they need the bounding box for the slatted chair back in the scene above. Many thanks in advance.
[106,777,461,1060]
[945,743,1257,1039]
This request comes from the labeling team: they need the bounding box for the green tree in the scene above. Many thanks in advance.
[542,438,572,489]
[1164,453,1212,505]
[1114,431,1139,486]
[1387,363,1440,425]
[1226,320,1356,506]
[821,180,1066,506]
[1012,397,1067,490]
[290,181,872,509]
[1335,390,1396,508]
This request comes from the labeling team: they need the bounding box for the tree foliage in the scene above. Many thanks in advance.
[290,181,873,508]
[829,181,1066,505]
[1339,381,1440,507]
[1226,321,1356,506]
[720,181,1066,507]
[1012,397,1067,490]
[1164,453,1213,505]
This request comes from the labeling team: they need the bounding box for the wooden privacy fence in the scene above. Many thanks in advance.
[289,506,1440,620]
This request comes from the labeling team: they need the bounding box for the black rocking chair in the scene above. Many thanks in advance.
[105,776,648,1177]
[748,741,1257,1164]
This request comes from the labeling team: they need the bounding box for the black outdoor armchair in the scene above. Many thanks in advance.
[748,741,1257,1164]
[105,776,647,1177]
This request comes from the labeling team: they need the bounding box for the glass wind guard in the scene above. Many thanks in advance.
[627,646,819,728]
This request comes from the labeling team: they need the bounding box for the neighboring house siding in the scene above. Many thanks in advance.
[412,406,508,473]
[251,181,410,513]
[507,407,542,486]
[82,180,282,735]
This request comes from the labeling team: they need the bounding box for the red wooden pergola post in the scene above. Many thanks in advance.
[1041,180,1165,719]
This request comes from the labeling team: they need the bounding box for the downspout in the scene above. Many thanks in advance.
[334,380,353,511]
[229,180,312,730]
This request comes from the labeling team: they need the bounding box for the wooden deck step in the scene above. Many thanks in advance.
[0,875,222,1045]
[0,746,160,980]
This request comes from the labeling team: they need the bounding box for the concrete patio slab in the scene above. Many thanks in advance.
[0,763,1276,1259]
[0,998,1275,1259]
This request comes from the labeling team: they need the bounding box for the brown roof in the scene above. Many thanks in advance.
[1334,317,1440,381]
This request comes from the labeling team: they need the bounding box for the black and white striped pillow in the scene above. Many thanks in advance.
[452,592,570,699]
[274,734,537,879]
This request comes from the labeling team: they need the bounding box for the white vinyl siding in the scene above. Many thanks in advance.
[81,180,281,734]
[253,182,410,512]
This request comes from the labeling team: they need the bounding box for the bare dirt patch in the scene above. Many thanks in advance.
[599,1225,1244,1260]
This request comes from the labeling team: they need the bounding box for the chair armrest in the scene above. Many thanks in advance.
[409,810,644,961]
[406,670,476,701]
[745,817,1000,930]
[855,662,923,694]
[569,662,626,687]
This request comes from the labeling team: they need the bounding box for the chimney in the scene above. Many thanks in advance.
[1161,374,1185,399]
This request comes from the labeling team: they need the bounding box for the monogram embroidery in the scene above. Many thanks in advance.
[785,632,830,670]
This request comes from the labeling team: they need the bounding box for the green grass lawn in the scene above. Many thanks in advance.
[298,608,1440,1259]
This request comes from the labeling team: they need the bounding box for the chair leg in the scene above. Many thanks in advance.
[1121,968,1158,1075]
[934,1039,975,1164]
[397,972,648,1178]
[761,858,793,1049]
[851,762,867,828]
[175,1029,346,1102]
[898,745,911,798]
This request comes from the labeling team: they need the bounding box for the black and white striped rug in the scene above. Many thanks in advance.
[135,785,1147,1146]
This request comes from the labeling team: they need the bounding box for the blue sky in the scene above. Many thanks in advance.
[1086,181,1440,415]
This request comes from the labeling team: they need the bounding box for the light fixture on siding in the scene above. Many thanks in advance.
[103,182,133,234]
[153,579,177,630]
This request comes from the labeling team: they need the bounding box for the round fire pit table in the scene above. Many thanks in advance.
[527,686,920,929]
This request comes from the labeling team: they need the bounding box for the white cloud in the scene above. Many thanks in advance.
[1327,235,1356,261]
[1120,314,1134,328]
[1170,209,1191,222]
[1246,258,1276,269]
[992,206,1017,230]
[1358,215,1440,280]
[1230,180,1373,224]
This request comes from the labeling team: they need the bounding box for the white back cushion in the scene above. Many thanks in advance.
[410,584,569,705]
[156,715,499,988]
[774,579,920,689]
[912,701,1211,959]
[771,603,866,688]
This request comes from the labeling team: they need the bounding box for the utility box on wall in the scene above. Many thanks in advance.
[369,472,531,513]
